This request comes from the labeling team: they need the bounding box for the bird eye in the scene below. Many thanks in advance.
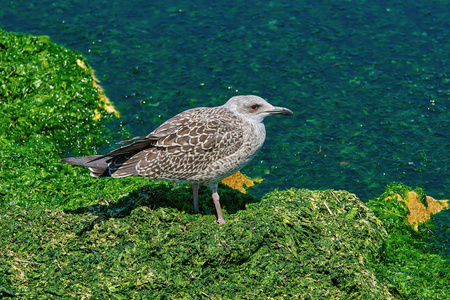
[251,104,259,110]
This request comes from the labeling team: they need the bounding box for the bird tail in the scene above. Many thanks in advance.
[61,155,111,178]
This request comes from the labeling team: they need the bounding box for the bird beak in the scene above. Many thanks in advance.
[267,106,294,116]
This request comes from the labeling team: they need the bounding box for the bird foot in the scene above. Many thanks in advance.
[216,218,227,224]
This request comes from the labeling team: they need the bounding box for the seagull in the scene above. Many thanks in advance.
[61,95,293,224]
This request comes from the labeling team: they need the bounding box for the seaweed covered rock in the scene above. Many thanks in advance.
[367,183,450,299]
[378,183,449,231]
[0,29,113,152]
[0,29,121,207]
[0,186,393,299]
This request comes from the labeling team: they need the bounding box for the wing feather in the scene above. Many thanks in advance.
[90,106,246,180]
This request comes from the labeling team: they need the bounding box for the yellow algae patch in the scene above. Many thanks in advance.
[221,171,262,193]
[76,59,120,120]
[387,191,449,231]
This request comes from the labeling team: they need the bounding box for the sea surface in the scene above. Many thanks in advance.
[1,0,449,203]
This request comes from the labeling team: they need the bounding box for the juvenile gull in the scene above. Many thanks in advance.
[62,95,293,224]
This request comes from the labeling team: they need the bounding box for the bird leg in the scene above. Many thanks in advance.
[210,184,226,224]
[192,184,200,212]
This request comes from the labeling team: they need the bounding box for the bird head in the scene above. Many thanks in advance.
[223,95,293,123]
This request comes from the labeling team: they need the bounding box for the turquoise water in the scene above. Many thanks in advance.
[1,0,449,201]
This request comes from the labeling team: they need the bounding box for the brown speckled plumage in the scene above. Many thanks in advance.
[62,95,293,223]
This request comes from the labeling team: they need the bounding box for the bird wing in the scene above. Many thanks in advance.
[93,107,245,170]
[154,118,242,155]
[152,106,246,157]
[138,113,245,180]
[95,108,200,159]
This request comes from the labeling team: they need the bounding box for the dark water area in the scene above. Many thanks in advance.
[1,0,449,202]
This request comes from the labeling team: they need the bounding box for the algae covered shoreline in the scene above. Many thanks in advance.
[0,30,449,299]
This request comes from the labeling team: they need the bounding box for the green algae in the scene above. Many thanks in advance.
[1,188,392,299]
[0,28,130,208]
[2,183,448,299]
[377,182,429,208]
[1,29,448,299]
[367,185,449,299]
